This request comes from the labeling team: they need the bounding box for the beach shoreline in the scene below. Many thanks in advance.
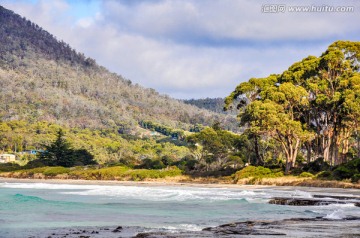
[0,177,266,189]
[1,177,360,195]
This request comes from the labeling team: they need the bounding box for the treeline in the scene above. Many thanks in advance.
[225,40,360,173]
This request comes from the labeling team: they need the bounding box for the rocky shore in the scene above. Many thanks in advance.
[269,194,360,207]
[16,216,358,238]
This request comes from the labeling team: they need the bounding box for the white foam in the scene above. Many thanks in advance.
[324,209,346,220]
[0,182,100,190]
[161,224,203,231]
[291,190,313,198]
[0,182,264,202]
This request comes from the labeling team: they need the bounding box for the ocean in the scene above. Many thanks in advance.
[0,181,359,237]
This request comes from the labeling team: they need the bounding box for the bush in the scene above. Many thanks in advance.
[303,158,330,173]
[352,174,360,183]
[43,167,70,176]
[126,167,182,181]
[316,171,332,179]
[299,172,314,178]
[68,166,182,181]
[0,163,21,172]
[232,166,283,182]
[331,158,360,182]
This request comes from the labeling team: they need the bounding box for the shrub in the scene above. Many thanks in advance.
[303,158,330,173]
[0,163,21,172]
[43,167,70,176]
[316,171,332,179]
[330,158,360,182]
[351,174,360,183]
[333,166,354,180]
[233,166,283,182]
[299,172,314,178]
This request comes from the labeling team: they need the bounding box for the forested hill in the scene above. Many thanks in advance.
[0,6,238,132]
[183,98,238,115]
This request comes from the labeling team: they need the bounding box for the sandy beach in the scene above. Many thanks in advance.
[2,177,360,195]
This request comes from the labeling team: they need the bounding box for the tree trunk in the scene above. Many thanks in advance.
[357,131,360,159]
[254,135,264,166]
[305,142,311,163]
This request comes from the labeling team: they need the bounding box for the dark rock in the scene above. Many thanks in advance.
[203,221,286,236]
[355,202,360,207]
[313,194,360,200]
[112,226,123,233]
[269,197,349,206]
[133,232,178,238]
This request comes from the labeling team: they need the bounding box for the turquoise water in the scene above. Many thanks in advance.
[0,182,359,237]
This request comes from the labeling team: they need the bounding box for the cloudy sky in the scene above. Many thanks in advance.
[1,0,359,99]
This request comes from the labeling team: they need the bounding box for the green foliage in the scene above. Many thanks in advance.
[68,166,182,181]
[233,166,283,182]
[0,163,21,172]
[225,40,360,172]
[42,167,70,176]
[186,127,242,171]
[332,158,360,181]
[298,172,314,178]
[39,129,96,167]
[316,171,333,179]
[0,120,193,166]
[138,158,166,170]
[303,158,330,174]
[125,167,182,181]
[351,174,360,183]
[172,155,199,171]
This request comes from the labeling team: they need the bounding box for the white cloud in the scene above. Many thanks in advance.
[1,0,359,99]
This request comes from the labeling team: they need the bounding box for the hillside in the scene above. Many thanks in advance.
[0,6,238,133]
[183,97,238,115]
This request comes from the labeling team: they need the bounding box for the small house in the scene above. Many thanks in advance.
[0,154,16,163]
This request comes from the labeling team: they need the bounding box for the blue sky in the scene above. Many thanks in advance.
[1,0,359,99]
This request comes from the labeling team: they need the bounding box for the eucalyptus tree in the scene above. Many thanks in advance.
[226,41,360,171]
[280,41,360,165]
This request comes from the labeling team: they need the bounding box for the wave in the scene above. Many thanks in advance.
[324,209,346,220]
[1,182,268,202]
[62,186,259,202]
[12,193,47,203]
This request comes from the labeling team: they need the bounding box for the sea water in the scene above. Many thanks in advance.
[0,182,359,237]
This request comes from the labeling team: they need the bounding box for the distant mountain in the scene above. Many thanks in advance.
[0,6,238,132]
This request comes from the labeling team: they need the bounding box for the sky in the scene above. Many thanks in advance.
[1,0,359,99]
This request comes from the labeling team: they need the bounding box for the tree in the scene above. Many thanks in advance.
[187,127,241,170]
[40,129,74,167]
[279,41,360,165]
[39,129,96,167]
[226,40,360,172]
